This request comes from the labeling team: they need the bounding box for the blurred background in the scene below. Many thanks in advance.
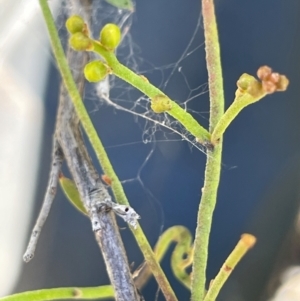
[1,0,300,300]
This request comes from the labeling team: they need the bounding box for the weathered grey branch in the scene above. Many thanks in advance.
[23,140,63,262]
[55,46,139,301]
[24,1,140,300]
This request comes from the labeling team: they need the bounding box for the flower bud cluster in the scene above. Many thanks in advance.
[66,16,122,82]
[236,66,289,98]
[257,66,289,94]
[66,15,92,51]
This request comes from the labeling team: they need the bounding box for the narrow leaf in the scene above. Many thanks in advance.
[59,174,88,215]
[104,0,134,11]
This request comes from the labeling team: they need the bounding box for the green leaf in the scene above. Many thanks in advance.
[104,0,134,11]
[59,174,88,216]
[0,285,114,301]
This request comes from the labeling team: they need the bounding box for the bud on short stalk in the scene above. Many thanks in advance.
[69,32,92,51]
[66,15,85,34]
[84,61,110,82]
[100,23,121,50]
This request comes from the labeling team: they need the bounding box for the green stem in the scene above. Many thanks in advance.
[39,0,103,169]
[192,145,222,300]
[191,0,224,300]
[0,286,114,301]
[203,234,256,301]
[82,125,178,301]
[39,1,177,301]
[201,2,224,132]
[92,42,211,144]
[211,89,267,144]
[210,70,289,144]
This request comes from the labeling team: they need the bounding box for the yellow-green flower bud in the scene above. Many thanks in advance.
[69,32,92,51]
[84,61,109,82]
[100,23,121,50]
[66,15,85,34]
[151,95,172,113]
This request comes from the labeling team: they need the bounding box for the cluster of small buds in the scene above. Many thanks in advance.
[66,16,121,51]
[236,66,289,99]
[66,15,122,83]
[66,15,92,51]
[257,66,289,94]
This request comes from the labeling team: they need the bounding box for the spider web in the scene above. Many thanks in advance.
[3,1,210,300]
[92,8,209,152]
[77,0,211,240]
